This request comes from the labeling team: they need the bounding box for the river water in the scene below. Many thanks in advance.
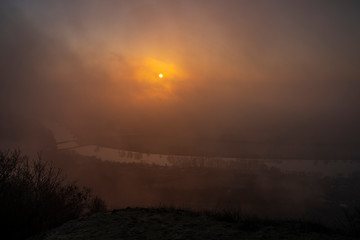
[45,122,360,177]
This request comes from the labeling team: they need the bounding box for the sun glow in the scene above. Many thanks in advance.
[106,55,185,100]
[124,57,186,100]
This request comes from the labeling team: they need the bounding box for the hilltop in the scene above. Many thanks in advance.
[31,207,354,240]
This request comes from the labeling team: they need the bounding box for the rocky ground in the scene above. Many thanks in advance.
[31,208,355,240]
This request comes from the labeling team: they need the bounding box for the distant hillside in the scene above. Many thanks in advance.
[74,130,360,160]
[0,113,56,153]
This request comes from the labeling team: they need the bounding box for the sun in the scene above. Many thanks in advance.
[158,73,164,78]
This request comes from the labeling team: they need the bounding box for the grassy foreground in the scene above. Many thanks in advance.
[30,207,355,240]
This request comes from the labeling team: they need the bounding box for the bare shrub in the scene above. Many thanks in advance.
[0,150,106,240]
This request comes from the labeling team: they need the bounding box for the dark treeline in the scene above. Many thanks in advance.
[50,151,360,232]
[49,151,359,225]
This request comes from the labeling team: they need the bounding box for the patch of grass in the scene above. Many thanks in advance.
[146,204,331,234]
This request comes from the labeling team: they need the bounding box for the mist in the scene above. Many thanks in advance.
[2,0,360,158]
[1,1,360,234]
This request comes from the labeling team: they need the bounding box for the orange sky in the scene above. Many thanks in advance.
[2,0,360,156]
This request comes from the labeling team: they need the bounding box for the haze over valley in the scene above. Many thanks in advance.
[1,1,360,238]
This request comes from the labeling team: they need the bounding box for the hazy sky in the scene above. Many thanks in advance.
[1,0,360,155]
